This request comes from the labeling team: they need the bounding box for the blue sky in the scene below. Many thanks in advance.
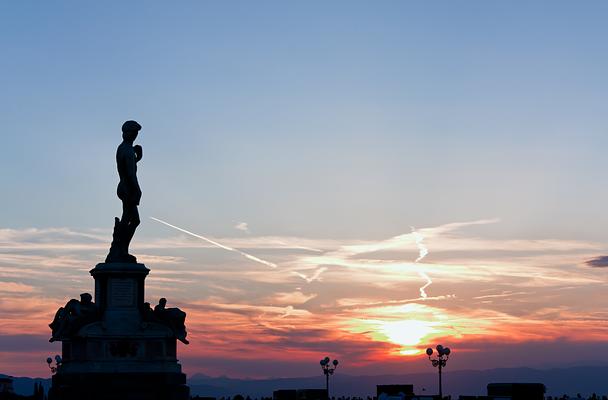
[1,1,608,378]
[2,1,607,238]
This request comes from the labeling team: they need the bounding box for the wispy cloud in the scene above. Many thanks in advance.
[585,255,608,268]
[272,291,317,305]
[235,222,250,233]
[1,218,608,377]
[0,281,37,293]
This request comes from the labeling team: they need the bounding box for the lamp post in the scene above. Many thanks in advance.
[425,345,451,399]
[320,356,339,399]
[46,355,62,374]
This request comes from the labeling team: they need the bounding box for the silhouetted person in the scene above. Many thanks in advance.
[106,120,143,263]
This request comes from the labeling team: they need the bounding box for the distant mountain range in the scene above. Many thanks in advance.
[4,366,608,398]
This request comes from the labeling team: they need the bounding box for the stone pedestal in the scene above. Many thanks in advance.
[49,263,190,400]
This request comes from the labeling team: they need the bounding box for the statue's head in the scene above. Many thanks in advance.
[122,120,142,142]
[80,293,93,304]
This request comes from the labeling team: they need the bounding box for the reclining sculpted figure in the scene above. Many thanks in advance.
[153,298,189,344]
[49,293,99,342]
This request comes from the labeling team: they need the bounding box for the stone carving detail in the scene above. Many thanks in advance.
[109,341,139,357]
[49,293,99,342]
[143,298,190,344]
[109,278,135,307]
[106,120,143,264]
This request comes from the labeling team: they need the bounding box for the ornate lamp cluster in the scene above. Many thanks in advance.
[46,355,62,374]
[320,356,339,398]
[426,344,451,399]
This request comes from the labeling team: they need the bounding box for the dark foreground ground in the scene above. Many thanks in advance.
[4,365,608,398]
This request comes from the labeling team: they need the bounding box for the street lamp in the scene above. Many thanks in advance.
[425,344,451,399]
[46,355,62,374]
[320,356,339,399]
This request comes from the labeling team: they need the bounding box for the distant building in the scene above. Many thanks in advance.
[273,390,297,400]
[272,389,326,400]
[0,378,14,394]
[377,384,414,398]
[377,384,439,400]
[458,396,492,400]
[487,383,546,400]
[296,389,327,400]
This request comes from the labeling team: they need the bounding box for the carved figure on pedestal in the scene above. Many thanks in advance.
[106,120,143,263]
[154,298,190,344]
[49,293,99,342]
[142,302,156,322]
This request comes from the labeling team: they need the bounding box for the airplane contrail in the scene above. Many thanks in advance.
[417,271,432,299]
[413,230,429,263]
[411,227,432,298]
[292,267,327,283]
[150,217,277,268]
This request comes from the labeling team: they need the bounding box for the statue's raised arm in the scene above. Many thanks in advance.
[106,120,143,263]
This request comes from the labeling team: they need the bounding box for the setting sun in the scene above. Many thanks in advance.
[379,320,437,348]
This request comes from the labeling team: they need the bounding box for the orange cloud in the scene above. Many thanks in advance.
[1,220,607,378]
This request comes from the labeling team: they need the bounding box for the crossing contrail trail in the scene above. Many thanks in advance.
[413,229,429,263]
[411,227,432,298]
[292,267,327,283]
[150,217,277,268]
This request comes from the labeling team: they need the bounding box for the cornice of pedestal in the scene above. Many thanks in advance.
[90,262,150,276]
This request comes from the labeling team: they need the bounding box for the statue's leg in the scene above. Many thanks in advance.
[118,204,131,257]
[122,204,140,257]
[105,217,122,262]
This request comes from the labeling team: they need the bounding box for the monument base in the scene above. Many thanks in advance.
[49,262,190,400]
[49,371,189,400]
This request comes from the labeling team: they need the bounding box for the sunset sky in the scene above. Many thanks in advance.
[1,1,608,378]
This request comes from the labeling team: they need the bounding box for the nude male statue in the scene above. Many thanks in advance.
[106,120,143,263]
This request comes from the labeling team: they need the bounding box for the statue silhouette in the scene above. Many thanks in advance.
[49,293,99,342]
[106,120,143,263]
[154,297,190,344]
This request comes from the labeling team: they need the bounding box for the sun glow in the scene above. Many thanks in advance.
[399,349,423,356]
[379,319,437,347]
[350,316,440,356]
